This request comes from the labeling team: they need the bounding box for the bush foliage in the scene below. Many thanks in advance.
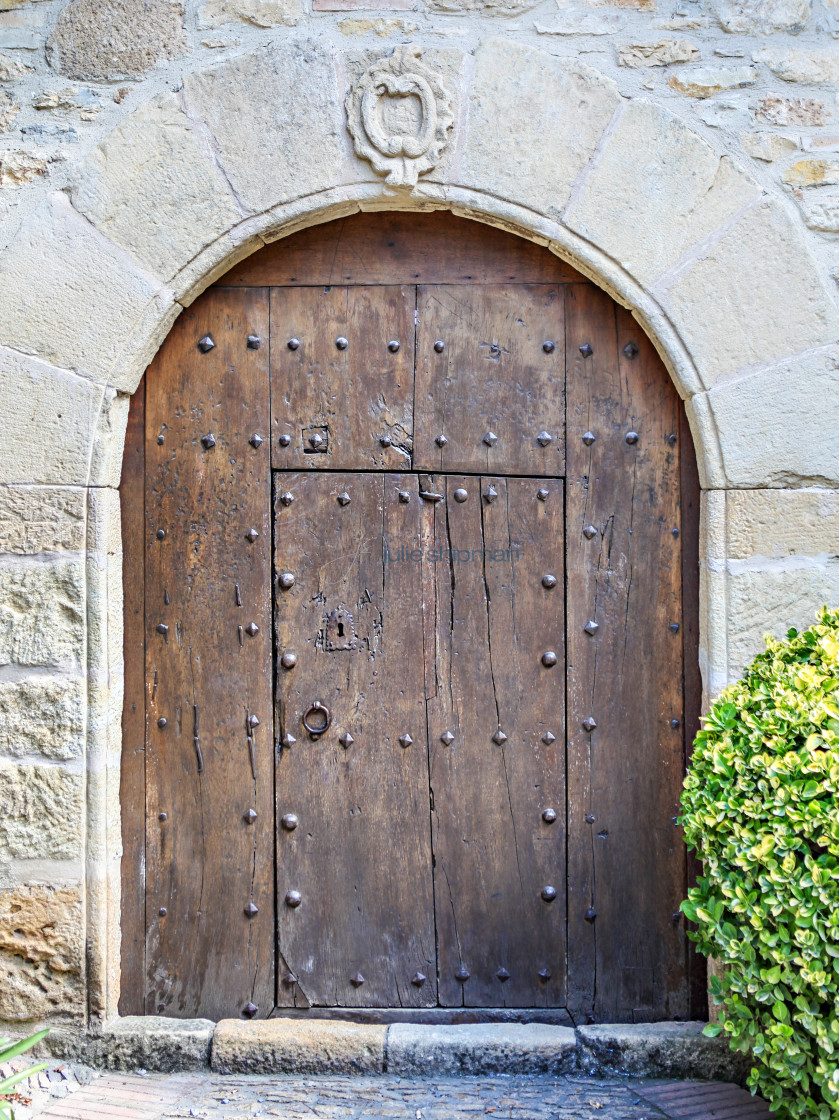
[681,607,839,1118]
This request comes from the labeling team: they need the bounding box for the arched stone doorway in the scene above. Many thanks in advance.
[119,212,704,1025]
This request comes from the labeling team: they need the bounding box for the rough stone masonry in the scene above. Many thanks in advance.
[0,0,837,1051]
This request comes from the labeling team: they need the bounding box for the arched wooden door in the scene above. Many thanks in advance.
[120,213,704,1024]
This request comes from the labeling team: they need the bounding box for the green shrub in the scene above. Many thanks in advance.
[681,606,839,1119]
[0,1029,48,1120]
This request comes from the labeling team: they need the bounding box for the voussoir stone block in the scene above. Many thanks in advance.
[564,100,759,287]
[726,489,839,560]
[0,677,84,761]
[707,348,839,487]
[71,93,240,283]
[0,764,84,859]
[0,349,104,486]
[0,884,84,1022]
[46,0,188,81]
[387,1024,578,1075]
[0,554,84,670]
[0,196,162,383]
[183,40,343,217]
[95,1016,214,1071]
[211,1018,387,1074]
[659,200,839,387]
[577,1022,750,1082]
[459,39,619,221]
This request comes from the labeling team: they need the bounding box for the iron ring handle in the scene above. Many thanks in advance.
[302,701,332,737]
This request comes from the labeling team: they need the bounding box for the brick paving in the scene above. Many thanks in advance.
[7,1071,771,1120]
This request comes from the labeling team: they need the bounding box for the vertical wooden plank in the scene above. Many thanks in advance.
[414,286,565,476]
[270,286,415,471]
[143,288,274,1020]
[425,474,566,1007]
[565,285,688,1023]
[273,472,435,1008]
[119,377,146,1016]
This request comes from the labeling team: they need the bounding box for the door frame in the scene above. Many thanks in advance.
[119,211,704,1021]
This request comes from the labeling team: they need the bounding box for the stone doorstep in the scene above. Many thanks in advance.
[50,1017,750,1082]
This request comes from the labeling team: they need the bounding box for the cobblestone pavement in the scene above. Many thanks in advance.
[5,1066,769,1120]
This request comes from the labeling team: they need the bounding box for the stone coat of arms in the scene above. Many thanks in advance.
[346,46,454,188]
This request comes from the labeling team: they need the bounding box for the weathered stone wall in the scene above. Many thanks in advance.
[0,0,837,1037]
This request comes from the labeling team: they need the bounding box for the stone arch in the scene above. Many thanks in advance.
[0,37,836,1027]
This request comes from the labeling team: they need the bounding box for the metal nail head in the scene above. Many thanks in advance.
[542,341,555,354]
[435,434,448,447]
[201,433,216,450]
[244,902,259,917]
[434,340,446,353]
[541,650,558,668]
[156,528,166,540]
[579,343,593,358]
[542,732,556,745]
[282,814,299,831]
[245,622,259,636]
[496,967,511,982]
[399,734,413,749]
[245,809,258,824]
[582,431,596,446]
[453,488,468,503]
[379,435,392,448]
[625,431,639,445]
[157,717,167,728]
[198,335,215,353]
[582,717,597,732]
[279,434,292,447]
[492,729,508,745]
[440,731,455,746]
[542,808,557,824]
[583,524,597,540]
[483,431,498,447]
[537,488,549,501]
[337,492,351,506]
[411,972,426,987]
[542,574,557,589]
[285,890,302,908]
[336,337,348,350]
[278,572,295,590]
[541,886,557,902]
[585,908,597,924]
[584,620,599,636]
[623,341,639,360]
[537,431,553,447]
[242,1002,258,1017]
[388,340,401,353]
[350,973,365,987]
[339,732,354,749]
[247,335,261,349]
[483,486,498,504]
[455,967,470,983]
[249,433,264,449]
[287,338,300,351]
[280,492,294,506]
[398,491,411,503]
[281,651,298,670]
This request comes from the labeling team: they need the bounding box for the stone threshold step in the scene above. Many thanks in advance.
[51,1018,750,1083]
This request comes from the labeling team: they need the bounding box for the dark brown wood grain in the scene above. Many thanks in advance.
[424,475,566,1007]
[143,288,274,1020]
[119,376,146,1016]
[216,212,584,288]
[270,286,415,471]
[273,473,435,1008]
[565,284,689,1023]
[414,286,565,476]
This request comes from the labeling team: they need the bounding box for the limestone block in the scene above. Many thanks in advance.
[96,1017,214,1071]
[0,678,84,761]
[0,151,48,187]
[32,89,99,111]
[755,48,839,84]
[557,0,655,8]
[211,1018,386,1073]
[726,490,839,560]
[338,17,419,34]
[459,40,620,221]
[183,41,342,217]
[0,88,18,131]
[578,1022,749,1081]
[668,65,759,97]
[0,53,32,81]
[0,884,83,1021]
[71,94,239,283]
[713,0,810,34]
[565,101,758,288]
[617,39,698,68]
[707,349,839,488]
[740,131,797,161]
[783,159,839,187]
[197,0,303,26]
[0,349,103,486]
[756,95,830,126]
[0,764,84,858]
[0,557,85,670]
[660,201,839,386]
[792,187,839,233]
[0,196,161,383]
[387,1024,578,1075]
[0,487,85,553]
[728,566,839,677]
[46,0,188,81]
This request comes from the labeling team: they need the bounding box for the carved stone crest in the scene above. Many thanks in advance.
[346,46,454,189]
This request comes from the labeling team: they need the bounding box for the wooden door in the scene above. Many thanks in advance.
[120,212,703,1023]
